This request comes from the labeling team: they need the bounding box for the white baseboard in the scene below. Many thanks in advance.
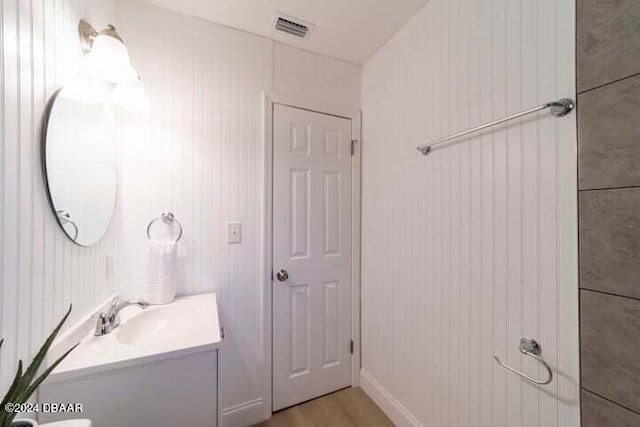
[220,397,268,427]
[220,398,266,427]
[220,371,419,427]
[360,368,423,427]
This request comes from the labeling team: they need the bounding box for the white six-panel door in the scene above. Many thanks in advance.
[272,104,353,411]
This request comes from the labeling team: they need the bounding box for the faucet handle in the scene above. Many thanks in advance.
[94,313,109,336]
[97,312,108,325]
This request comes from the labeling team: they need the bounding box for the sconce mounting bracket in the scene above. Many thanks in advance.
[79,19,124,54]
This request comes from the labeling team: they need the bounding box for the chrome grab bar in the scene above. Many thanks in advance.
[494,337,553,385]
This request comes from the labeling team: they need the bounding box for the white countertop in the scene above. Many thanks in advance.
[47,293,221,384]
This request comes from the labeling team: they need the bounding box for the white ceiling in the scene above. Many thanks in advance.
[141,0,429,64]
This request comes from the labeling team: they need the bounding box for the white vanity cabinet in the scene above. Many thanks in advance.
[40,294,221,427]
[40,350,218,427]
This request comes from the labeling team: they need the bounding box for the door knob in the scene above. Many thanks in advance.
[276,269,289,282]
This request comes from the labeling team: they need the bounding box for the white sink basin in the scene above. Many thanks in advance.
[48,293,221,383]
[116,305,201,352]
[117,306,191,344]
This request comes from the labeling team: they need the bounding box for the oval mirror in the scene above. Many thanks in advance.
[44,89,117,246]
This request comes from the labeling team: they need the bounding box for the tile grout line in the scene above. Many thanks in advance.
[577,71,640,95]
[579,185,640,193]
[579,287,640,303]
[581,387,640,417]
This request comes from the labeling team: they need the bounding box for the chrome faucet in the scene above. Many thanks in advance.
[95,297,150,336]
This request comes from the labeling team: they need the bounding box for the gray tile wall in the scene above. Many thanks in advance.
[578,0,640,423]
[582,390,640,427]
[577,0,640,92]
[581,291,640,413]
[580,189,640,299]
[578,76,640,190]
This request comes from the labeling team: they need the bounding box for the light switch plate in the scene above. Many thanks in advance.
[226,222,241,244]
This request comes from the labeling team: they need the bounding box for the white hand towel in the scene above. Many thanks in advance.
[144,240,177,304]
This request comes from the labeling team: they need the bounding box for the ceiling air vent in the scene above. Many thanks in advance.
[274,13,314,39]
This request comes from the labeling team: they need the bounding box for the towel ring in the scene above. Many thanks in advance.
[494,337,553,385]
[147,212,183,242]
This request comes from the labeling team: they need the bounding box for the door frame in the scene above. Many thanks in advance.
[262,92,362,417]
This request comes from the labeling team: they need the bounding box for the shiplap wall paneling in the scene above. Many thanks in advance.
[1,0,361,423]
[0,0,118,392]
[116,3,273,421]
[115,1,361,424]
[360,0,579,426]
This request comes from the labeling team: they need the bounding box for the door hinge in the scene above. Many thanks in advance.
[350,340,354,354]
[350,139,357,156]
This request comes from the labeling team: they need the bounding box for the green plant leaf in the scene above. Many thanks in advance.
[0,360,21,426]
[0,305,75,427]
[17,304,72,398]
[14,343,79,405]
[0,360,23,409]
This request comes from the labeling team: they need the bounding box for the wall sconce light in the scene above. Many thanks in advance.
[79,20,138,85]
[75,19,150,111]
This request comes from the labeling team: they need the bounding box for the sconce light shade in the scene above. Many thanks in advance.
[78,20,149,111]
[82,35,139,85]
[59,76,116,104]
[109,80,151,111]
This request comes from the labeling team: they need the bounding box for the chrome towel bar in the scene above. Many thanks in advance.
[494,337,553,385]
[417,98,574,155]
